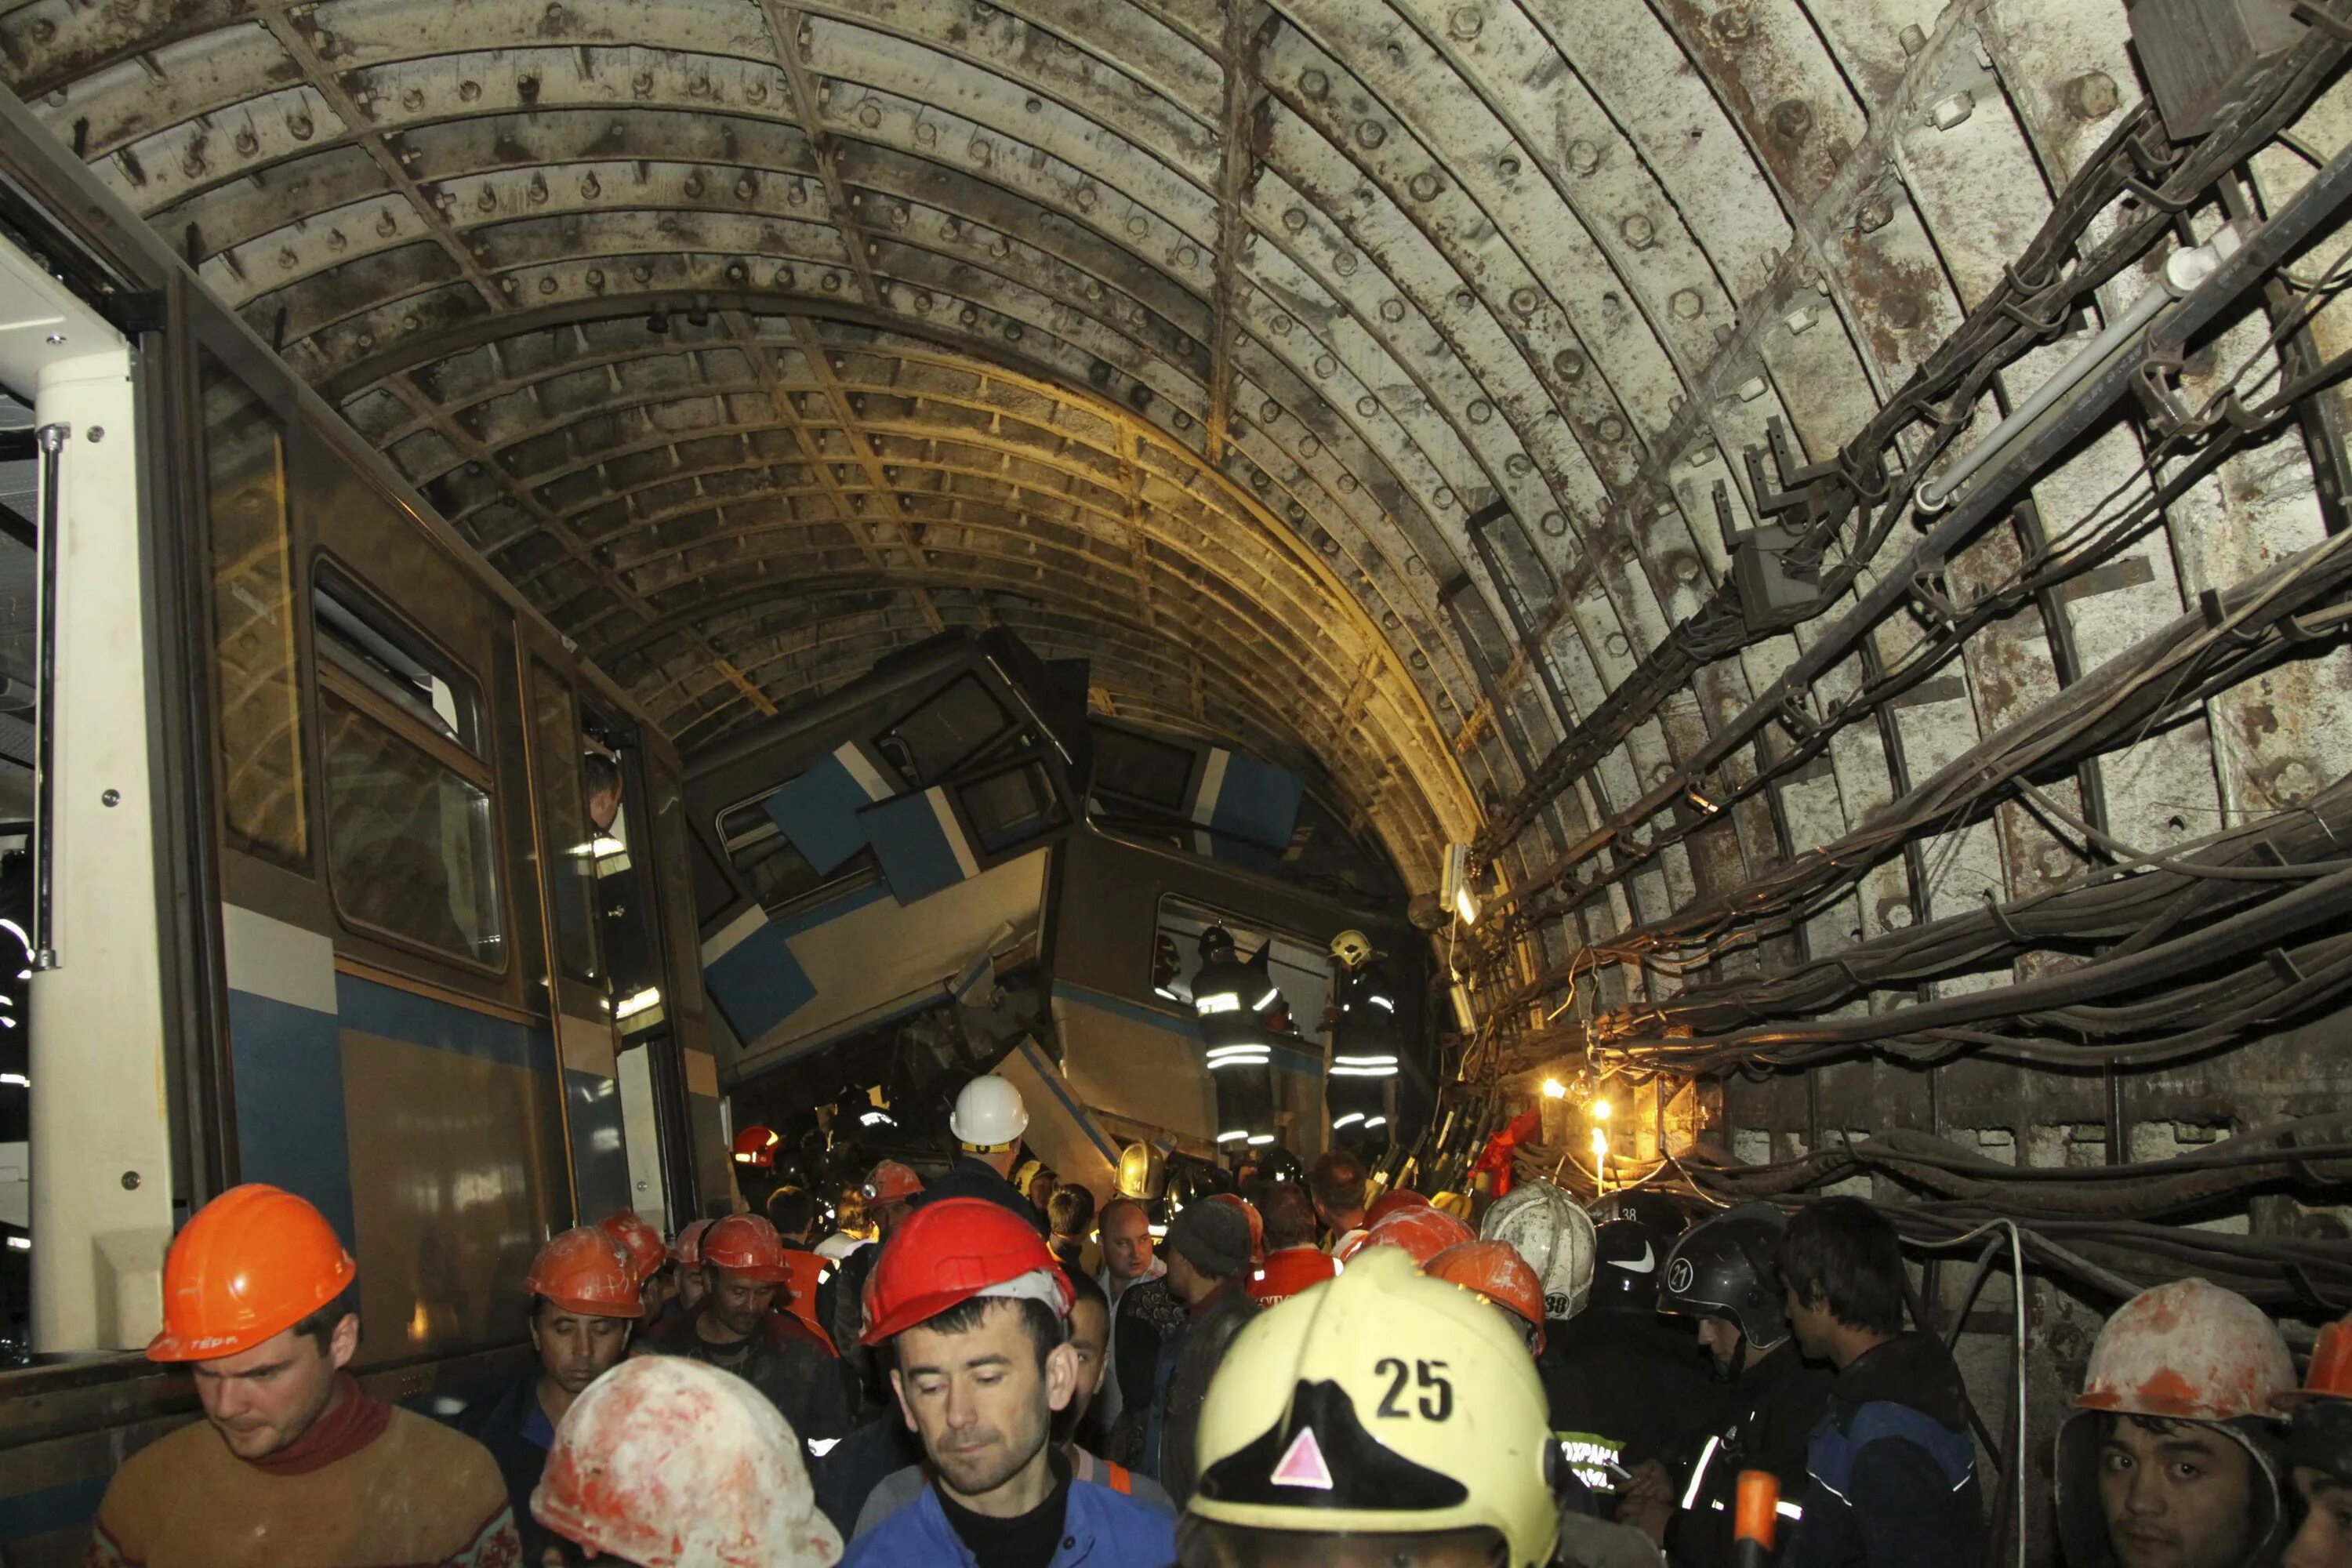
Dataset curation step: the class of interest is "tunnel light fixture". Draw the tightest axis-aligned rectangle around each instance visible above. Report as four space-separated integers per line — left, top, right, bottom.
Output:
1588 1099 1611 1122
613 986 662 1021
4 1235 27 1251
1218 1129 1250 1143
0 1071 24 1088
1333 1112 1366 1129
1541 1078 1567 1100
1442 841 1479 927
1364 1116 1387 1130
1247 1134 1276 1146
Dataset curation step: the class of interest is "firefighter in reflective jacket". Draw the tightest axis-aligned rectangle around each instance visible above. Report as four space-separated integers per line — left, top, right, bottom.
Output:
1323 929 1399 1146
1193 924 1282 1153
1640 1202 1833 1566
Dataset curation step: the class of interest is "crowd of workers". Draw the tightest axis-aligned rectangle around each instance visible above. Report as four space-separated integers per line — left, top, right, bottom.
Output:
83 1069 2352 1568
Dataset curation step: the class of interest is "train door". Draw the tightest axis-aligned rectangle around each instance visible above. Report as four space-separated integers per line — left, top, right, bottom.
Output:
517 647 632 1223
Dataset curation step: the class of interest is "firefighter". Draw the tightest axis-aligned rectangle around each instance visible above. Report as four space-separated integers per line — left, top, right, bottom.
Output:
2282 1313 2352 1568
765 1185 837 1352
1636 1201 1833 1564
1177 1243 1661 1568
1193 924 1283 1154
1306 1148 1370 1253
88 1185 519 1568
1776 1197 1984 1568
2056 1277 2295 1568
841 1196 1176 1567
533 1354 842 1568
735 1123 785 1209
452 1226 640 1563
1323 928 1400 1147
911 1074 1046 1232
641 1212 851 1456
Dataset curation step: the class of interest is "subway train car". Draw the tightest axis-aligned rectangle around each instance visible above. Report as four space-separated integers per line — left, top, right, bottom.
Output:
685 628 1418 1190
0 90 724 1560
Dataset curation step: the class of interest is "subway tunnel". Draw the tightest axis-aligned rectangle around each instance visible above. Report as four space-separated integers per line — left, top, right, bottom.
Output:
2 0 2352 1559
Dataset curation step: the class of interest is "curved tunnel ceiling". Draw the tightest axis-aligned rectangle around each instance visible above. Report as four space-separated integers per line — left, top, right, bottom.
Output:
3 0 2340 985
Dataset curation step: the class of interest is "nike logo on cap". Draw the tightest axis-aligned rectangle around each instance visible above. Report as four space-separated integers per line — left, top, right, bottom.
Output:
1613 1242 1656 1274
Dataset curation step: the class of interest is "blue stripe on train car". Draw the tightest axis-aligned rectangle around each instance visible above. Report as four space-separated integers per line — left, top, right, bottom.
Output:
766 741 892 875
0 1475 108 1544
1204 749 1305 852
227 986 358 1254
861 786 978 903
334 972 552 1069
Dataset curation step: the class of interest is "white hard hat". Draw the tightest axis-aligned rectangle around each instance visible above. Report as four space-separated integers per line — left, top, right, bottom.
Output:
950 1074 1029 1149
533 1356 842 1568
1480 1178 1596 1320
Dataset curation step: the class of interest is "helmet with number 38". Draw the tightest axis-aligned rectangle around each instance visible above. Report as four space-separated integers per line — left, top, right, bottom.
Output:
1178 1247 1563 1567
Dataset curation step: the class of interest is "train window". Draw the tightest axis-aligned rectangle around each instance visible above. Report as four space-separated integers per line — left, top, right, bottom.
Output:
957 760 1066 854
1090 726 1196 813
529 662 602 983
312 574 503 967
873 674 1012 787
200 352 307 865
717 798 880 914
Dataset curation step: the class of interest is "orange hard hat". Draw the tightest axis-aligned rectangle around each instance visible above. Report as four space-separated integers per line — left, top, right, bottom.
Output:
147 1184 357 1363
1340 1203 1477 1267
860 1197 1071 1345
1366 1188 1432 1227
598 1210 668 1287
702 1214 792 1285
732 1125 782 1171
862 1160 924 1205
671 1218 715 1269
533 1356 842 1568
1207 1192 1265 1266
1425 1240 1547 1352
528 1228 644 1319
2077 1278 2295 1422
2278 1313 2352 1409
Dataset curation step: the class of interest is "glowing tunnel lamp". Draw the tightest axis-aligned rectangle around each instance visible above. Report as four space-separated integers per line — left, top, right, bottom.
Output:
1588 1099 1611 1122
1541 1078 1568 1100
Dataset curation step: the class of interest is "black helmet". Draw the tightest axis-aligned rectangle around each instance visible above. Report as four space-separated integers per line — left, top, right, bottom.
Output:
2290 1399 2352 1490
1589 1218 1669 1311
1591 1189 1688 1240
1658 1201 1789 1352
1198 924 1238 963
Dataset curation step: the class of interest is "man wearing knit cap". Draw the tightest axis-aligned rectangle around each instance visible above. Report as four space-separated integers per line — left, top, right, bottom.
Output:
1135 1197 1258 1504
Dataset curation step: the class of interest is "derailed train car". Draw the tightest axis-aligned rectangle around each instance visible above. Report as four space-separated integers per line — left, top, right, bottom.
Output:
0 91 726 1560
682 626 1421 1191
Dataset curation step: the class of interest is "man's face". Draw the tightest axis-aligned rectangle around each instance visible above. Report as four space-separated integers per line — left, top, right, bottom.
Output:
1102 1206 1154 1283
2099 1415 2257 1568
586 786 620 834
704 1265 778 1338
891 1302 1079 1507
677 1266 709 1312
2288 1467 2352 1568
532 1304 632 1396
191 1316 356 1460
1695 1316 1747 1378
1782 1281 1836 1360
1066 1298 1109 1417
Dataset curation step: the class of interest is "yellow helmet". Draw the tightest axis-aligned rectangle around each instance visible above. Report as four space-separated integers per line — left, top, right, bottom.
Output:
1182 1247 1561 1566
1116 1140 1168 1200
1328 929 1374 967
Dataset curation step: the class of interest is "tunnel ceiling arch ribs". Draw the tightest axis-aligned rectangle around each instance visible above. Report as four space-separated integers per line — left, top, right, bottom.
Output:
10 0 2351 1029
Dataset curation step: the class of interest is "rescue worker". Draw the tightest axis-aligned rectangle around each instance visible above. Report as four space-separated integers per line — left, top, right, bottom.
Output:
735 1123 785 1210
1047 1183 1097 1277
1097 1193 1171 1441
1249 1178 1338 1306
533 1354 842 1568
1542 1215 1724 1507
1483 1177 1599 1322
1776 1196 1984 1568
2281 1313 2352 1568
1323 928 1400 1145
854 1268 1177 1535
912 1074 1047 1232
643 1212 851 1455
1635 1200 1833 1563
581 750 624 838
818 1158 924 1402
1426 1238 1550 1352
452 1226 639 1562
1194 924 1284 1154
1306 1148 1370 1252
1016 1158 1059 1221
1178 1244 1661 1568
2056 1277 2295 1568
1135 1198 1261 1503
598 1207 670 1316
766 1185 837 1352
842 1196 1177 1567
89 1184 520 1568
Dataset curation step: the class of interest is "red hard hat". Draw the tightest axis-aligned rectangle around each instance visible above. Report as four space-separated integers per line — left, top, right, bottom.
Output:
860 1197 1071 1345
2077 1278 2296 1422
732 1125 782 1171
598 1210 668 1287
147 1184 357 1362
1366 1189 1432 1226
1425 1240 1547 1353
702 1215 793 1285
1341 1203 1477 1267
671 1218 715 1268
862 1160 924 1205
1208 1192 1265 1266
2281 1314 2352 1409
529 1228 644 1319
